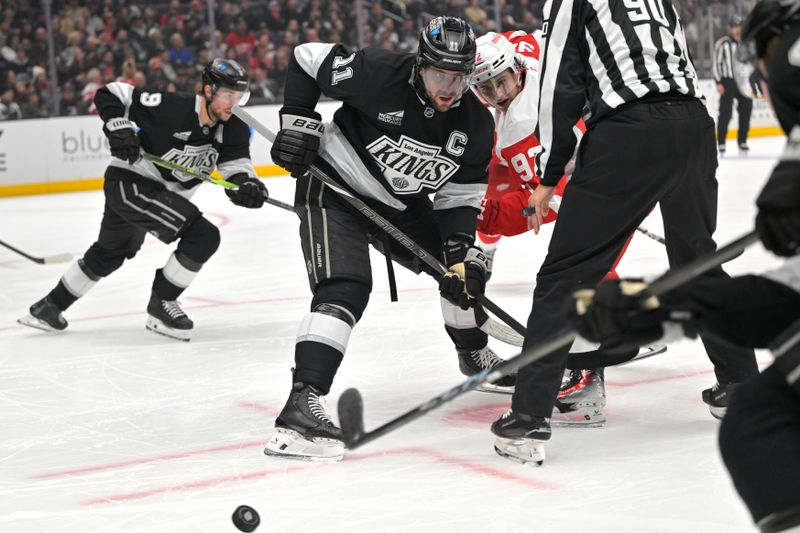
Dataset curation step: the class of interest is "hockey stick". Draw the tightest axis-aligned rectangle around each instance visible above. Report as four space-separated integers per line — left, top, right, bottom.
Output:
522 206 666 245
337 229 760 450
142 153 295 212
0 238 73 264
232 106 526 346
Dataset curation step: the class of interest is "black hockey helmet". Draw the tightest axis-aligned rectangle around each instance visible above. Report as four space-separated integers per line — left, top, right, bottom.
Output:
202 58 250 105
413 16 476 107
738 0 800 63
417 16 477 73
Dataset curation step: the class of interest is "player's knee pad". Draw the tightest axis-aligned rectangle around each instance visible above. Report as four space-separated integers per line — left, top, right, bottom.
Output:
83 242 131 277
440 297 478 329
176 216 220 265
312 279 371 322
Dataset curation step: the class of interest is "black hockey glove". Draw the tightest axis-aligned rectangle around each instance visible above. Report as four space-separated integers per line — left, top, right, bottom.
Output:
566 279 695 350
225 173 267 209
103 118 140 164
270 106 324 178
439 235 488 310
755 158 800 257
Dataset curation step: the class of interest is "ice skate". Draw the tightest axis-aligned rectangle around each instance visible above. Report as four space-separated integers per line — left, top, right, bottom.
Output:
457 345 515 394
17 296 68 332
265 381 344 462
702 382 739 420
491 410 550 465
552 369 606 427
145 292 193 341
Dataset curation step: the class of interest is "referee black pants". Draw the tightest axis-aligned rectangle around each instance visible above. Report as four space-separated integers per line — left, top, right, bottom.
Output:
512 97 758 417
717 78 753 146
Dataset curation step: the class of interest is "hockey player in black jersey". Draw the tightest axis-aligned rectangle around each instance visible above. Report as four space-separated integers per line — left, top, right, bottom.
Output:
265 16 496 461
18 59 267 342
568 1 800 528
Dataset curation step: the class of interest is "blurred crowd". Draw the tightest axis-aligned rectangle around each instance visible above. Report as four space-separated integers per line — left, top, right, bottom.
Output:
0 0 749 120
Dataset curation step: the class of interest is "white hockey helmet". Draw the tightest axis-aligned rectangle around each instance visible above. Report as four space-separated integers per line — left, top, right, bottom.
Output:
472 32 519 85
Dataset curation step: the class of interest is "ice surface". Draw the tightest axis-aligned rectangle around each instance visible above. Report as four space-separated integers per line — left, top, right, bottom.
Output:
0 137 786 532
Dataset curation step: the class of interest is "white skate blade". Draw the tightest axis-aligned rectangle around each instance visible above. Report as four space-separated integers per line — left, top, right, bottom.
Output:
17 314 63 333
494 436 545 466
264 428 344 462
708 405 726 420
618 344 667 366
145 316 191 342
476 382 514 394
551 407 606 428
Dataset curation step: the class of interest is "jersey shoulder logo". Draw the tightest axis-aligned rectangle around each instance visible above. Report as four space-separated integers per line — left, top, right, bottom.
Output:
172 131 192 141
160 144 218 182
367 135 460 194
377 110 404 126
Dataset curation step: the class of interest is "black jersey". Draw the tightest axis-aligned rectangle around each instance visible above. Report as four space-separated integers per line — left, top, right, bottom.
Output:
768 24 800 136
284 43 493 236
95 82 255 197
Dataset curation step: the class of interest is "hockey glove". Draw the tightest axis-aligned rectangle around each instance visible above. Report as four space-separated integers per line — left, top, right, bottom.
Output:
755 157 800 257
225 173 267 209
439 235 489 310
103 118 141 164
566 279 694 349
270 106 324 178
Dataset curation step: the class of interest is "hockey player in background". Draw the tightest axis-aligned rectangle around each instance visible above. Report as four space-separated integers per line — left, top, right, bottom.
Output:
265 16 497 461
18 59 266 342
568 0 800 528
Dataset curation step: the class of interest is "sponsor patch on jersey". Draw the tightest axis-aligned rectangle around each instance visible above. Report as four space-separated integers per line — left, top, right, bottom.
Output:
160 144 218 182
367 135 459 194
377 110 404 126
172 131 192 141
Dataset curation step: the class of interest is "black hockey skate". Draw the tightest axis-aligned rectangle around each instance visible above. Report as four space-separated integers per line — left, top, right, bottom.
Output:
457 345 515 394
265 381 345 462
552 368 606 427
702 382 739 420
17 296 68 332
491 410 550 465
145 292 193 341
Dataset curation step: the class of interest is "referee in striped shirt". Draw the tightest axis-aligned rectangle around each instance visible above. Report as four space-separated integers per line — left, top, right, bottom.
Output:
490 0 758 463
714 16 753 154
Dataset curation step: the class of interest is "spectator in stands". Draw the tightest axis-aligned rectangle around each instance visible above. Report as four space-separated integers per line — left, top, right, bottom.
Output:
168 32 194 66
266 1 283 33
465 0 489 32
117 59 137 85
225 17 256 59
58 82 82 116
81 67 103 114
0 85 22 120
21 91 47 119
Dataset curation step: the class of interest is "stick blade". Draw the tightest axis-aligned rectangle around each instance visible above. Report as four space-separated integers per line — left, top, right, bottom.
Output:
43 253 73 264
338 388 365 449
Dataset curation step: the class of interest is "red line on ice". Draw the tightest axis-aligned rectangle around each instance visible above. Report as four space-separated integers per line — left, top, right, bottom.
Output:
31 439 267 480
80 447 556 505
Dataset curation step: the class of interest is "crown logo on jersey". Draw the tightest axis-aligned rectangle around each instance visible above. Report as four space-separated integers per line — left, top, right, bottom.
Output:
159 144 218 183
367 135 459 195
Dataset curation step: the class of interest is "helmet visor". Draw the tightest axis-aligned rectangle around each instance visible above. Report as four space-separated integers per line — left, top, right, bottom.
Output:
420 66 472 98
214 86 250 107
474 70 519 106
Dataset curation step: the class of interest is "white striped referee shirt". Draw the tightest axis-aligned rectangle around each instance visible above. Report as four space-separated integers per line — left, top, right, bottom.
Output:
713 35 737 82
536 0 702 186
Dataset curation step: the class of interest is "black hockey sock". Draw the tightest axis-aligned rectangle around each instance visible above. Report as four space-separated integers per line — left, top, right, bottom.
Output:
294 341 344 395
47 282 78 311
151 269 185 301
445 324 488 351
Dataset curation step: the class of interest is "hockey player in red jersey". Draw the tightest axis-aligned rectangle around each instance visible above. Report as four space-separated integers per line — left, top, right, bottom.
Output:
471 31 642 427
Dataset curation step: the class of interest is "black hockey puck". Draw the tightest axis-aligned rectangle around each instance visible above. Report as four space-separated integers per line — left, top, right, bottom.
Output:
232 505 260 532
